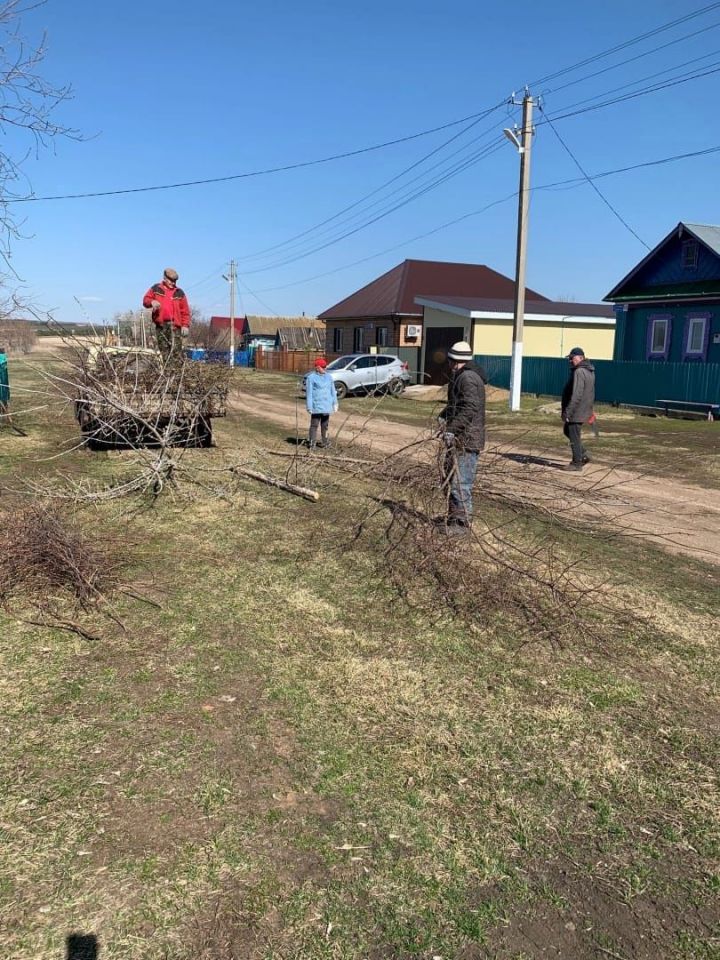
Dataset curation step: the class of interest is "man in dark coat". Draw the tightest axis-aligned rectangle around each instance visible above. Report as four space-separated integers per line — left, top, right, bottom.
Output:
560 346 595 471
438 341 488 532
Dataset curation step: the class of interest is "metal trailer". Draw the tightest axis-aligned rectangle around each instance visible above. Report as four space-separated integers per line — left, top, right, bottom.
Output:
75 346 228 451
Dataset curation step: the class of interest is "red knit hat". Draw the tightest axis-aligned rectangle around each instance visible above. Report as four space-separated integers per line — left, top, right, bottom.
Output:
314 357 328 368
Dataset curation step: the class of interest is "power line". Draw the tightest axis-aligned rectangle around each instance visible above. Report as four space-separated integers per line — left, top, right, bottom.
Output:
539 104 650 249
542 61 720 124
238 59 720 276
530 0 720 86
5 4 718 210
3 107 509 204
236 275 280 318
241 143 720 295
233 102 507 263
544 18 720 95
238 139 507 275
234 125 509 269
548 47 720 115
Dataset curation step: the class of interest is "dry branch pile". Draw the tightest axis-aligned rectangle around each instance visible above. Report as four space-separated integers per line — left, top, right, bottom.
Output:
0 504 126 639
290 436 630 646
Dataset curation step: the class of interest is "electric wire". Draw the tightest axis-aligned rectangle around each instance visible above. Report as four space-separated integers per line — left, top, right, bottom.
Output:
238 138 507 275
237 143 720 295
236 59 720 276
233 123 510 267
3 106 511 204
539 104 650 249
529 0 720 87
543 18 720 95
233 101 507 263
8 4 720 207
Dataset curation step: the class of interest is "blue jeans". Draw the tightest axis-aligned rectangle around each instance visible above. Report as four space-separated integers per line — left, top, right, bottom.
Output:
445 450 479 524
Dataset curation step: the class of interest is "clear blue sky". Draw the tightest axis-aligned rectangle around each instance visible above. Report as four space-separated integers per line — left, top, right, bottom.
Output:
7 0 720 323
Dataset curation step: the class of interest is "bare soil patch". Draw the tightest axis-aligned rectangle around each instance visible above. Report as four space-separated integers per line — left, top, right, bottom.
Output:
232 389 720 566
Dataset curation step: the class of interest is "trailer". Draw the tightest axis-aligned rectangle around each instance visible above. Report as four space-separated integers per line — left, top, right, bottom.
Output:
75 346 229 451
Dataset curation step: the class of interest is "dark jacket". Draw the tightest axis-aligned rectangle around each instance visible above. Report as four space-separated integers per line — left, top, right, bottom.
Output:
440 361 488 452
561 359 595 422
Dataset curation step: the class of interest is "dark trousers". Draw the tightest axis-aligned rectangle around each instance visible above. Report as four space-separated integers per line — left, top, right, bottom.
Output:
309 414 330 445
155 323 179 358
563 421 587 464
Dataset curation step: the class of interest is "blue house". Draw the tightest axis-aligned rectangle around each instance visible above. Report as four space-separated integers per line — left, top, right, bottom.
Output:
605 222 720 365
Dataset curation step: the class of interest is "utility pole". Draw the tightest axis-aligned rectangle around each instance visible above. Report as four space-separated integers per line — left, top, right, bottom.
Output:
224 260 237 368
506 91 536 412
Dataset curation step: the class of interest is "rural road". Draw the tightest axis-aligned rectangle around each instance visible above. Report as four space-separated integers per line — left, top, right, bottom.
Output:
233 390 720 567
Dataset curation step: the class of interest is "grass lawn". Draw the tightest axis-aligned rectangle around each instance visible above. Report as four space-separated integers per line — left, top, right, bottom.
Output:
1 359 719 959
237 369 720 486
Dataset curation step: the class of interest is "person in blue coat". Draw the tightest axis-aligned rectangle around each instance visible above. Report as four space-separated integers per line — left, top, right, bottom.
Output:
306 357 338 448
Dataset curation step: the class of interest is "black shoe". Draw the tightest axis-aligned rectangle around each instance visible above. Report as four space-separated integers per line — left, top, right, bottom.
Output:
561 461 583 472
582 454 591 464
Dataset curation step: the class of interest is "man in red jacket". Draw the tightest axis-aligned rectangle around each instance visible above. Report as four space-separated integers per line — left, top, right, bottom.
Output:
142 267 191 358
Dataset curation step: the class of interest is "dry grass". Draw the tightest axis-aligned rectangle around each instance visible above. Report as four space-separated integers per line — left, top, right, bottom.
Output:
0 362 719 959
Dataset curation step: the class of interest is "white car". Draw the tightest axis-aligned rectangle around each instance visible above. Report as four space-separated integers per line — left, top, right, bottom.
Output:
301 354 411 399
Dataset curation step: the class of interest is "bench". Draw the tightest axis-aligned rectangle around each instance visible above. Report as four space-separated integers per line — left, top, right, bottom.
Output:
657 399 720 421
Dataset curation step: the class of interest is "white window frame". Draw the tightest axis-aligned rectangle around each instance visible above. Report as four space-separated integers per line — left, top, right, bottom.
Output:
649 316 669 356
684 313 710 360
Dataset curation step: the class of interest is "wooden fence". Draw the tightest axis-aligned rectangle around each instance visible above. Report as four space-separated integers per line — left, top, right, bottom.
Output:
254 347 340 374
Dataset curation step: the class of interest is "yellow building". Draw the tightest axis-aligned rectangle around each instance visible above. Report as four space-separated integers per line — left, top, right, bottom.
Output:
416 296 615 384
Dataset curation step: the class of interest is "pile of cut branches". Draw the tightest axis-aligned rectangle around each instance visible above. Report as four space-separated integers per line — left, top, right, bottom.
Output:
300 436 629 646
0 504 127 639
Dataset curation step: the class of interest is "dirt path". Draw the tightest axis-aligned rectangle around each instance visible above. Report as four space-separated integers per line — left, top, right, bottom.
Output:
232 390 720 566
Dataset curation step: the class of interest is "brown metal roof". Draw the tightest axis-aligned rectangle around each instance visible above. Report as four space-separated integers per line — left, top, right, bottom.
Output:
417 295 614 318
318 260 549 320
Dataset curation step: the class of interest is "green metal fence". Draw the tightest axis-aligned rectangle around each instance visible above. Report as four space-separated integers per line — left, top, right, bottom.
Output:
0 353 9 409
474 355 720 407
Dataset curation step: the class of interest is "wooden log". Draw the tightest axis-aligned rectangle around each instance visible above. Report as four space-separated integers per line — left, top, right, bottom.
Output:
232 466 319 502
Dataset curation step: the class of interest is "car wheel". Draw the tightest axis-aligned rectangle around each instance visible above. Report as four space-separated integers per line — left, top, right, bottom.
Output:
335 381 348 399
388 378 405 397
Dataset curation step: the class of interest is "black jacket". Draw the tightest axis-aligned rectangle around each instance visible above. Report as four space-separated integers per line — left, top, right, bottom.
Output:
561 360 595 422
440 361 488 452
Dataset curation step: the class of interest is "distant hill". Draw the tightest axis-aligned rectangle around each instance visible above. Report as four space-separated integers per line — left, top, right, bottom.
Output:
25 320 102 338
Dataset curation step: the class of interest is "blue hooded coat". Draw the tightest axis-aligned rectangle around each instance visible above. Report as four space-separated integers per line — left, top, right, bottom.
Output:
306 371 338 415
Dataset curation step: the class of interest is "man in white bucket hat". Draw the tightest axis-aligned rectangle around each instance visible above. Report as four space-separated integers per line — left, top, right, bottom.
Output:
437 341 488 534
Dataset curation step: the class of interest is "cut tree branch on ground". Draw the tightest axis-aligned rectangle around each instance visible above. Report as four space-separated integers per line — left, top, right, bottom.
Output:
231 466 319 502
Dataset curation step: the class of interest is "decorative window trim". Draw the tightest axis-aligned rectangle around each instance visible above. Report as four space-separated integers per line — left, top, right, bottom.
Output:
683 312 711 361
646 314 672 361
333 327 343 353
353 327 364 352
681 240 699 270
376 326 388 347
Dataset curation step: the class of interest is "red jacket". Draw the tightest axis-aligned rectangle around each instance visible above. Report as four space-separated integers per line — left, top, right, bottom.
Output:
142 280 191 328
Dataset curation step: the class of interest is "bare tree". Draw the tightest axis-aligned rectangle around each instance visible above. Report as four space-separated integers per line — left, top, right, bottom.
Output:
0 317 35 352
0 0 80 266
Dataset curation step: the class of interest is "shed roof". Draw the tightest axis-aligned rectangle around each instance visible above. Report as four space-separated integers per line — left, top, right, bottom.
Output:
210 315 319 337
416 295 614 324
278 326 323 349
318 260 548 320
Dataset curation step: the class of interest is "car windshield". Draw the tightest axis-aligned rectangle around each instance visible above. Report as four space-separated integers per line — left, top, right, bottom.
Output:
326 356 358 371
